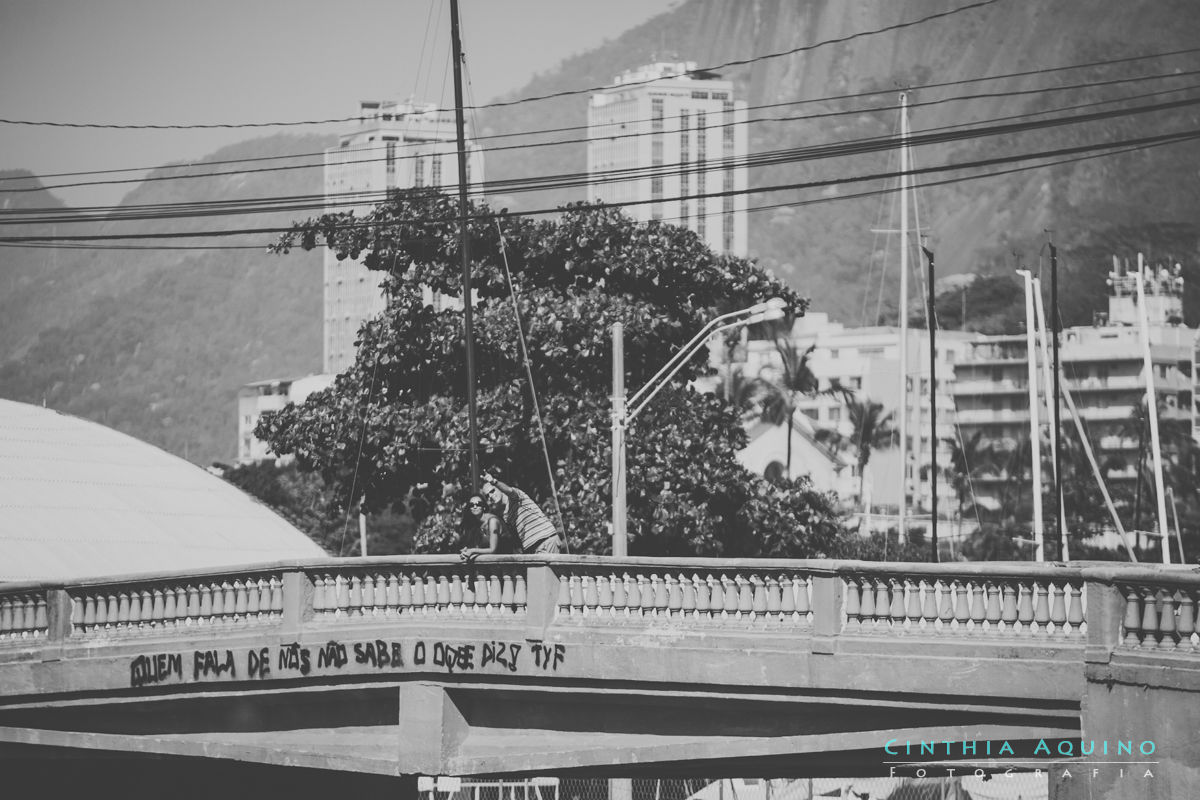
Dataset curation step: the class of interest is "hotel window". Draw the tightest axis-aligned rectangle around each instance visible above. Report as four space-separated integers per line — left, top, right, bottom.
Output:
431 154 442 188
723 101 735 151
680 112 690 221
385 141 397 183
414 154 425 188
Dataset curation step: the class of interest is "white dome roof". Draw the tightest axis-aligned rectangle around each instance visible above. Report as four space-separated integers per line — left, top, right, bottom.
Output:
0 400 325 583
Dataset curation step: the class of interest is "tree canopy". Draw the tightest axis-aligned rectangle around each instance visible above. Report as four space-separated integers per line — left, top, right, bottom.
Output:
261 190 846 557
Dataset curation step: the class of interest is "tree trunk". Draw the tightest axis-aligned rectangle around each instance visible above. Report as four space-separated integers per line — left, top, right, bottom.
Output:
785 414 794 481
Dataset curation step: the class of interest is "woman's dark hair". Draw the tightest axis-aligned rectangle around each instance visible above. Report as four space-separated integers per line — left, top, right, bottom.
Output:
461 495 486 534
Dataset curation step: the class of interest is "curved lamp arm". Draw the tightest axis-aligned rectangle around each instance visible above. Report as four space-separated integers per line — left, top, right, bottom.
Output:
626 298 787 410
626 306 785 423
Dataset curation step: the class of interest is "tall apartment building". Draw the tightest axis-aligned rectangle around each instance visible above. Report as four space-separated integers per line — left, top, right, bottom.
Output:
323 99 484 374
953 261 1198 524
587 62 748 257
736 314 977 523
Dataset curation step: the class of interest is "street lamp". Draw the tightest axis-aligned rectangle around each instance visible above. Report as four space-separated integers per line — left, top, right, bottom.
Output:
611 299 788 556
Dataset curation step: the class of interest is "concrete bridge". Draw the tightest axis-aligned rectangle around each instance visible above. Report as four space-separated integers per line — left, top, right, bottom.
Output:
1 556 1198 799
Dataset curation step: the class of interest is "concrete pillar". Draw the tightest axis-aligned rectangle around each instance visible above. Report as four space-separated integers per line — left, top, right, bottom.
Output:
524 563 560 639
281 569 314 635
609 778 633 800
397 681 468 775
1083 580 1124 666
46 588 73 642
810 573 844 654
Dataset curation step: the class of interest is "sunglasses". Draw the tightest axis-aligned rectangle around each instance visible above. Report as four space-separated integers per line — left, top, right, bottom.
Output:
468 501 484 508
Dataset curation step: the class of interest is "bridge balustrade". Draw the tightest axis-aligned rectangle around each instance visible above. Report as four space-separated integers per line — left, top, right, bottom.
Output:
306 562 528 619
0 590 48 640
1 558 1197 660
838 565 1087 639
1117 576 1200 651
66 572 286 636
550 563 815 626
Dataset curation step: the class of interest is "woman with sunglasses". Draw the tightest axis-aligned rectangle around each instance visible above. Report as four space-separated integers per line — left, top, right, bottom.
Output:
459 494 503 563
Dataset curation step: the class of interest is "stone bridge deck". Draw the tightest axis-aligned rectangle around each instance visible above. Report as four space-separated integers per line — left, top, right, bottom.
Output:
1 557 1197 795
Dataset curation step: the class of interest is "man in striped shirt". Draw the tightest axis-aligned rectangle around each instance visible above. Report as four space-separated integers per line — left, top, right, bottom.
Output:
482 473 562 554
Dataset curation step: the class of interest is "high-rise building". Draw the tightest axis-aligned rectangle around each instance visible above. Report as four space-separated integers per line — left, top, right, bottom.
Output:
953 260 1198 535
587 62 748 257
323 99 484 374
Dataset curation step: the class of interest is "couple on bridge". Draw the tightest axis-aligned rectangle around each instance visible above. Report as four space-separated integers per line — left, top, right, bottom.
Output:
460 473 562 561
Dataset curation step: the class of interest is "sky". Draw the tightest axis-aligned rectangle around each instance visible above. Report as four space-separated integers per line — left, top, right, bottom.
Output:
0 0 680 207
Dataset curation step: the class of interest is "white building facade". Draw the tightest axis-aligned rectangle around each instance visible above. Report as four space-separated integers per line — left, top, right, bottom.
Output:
587 62 748 257
735 313 977 525
323 100 484 374
237 374 335 465
953 261 1198 533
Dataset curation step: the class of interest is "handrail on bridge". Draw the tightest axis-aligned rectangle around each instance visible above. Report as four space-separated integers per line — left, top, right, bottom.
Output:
1 556 1197 656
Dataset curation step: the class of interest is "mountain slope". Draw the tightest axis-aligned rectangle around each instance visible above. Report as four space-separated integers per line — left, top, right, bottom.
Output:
478 0 1200 324
0 134 332 463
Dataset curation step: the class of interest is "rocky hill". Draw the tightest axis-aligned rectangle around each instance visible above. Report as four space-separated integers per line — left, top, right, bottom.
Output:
478 0 1200 324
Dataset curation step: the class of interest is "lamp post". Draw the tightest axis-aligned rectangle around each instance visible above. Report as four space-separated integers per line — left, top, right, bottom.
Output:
611 299 788 556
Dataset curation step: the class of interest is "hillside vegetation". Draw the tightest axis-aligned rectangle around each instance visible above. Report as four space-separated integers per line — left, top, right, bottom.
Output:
0 135 330 463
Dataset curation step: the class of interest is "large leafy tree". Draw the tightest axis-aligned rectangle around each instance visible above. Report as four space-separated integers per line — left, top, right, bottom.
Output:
260 190 845 557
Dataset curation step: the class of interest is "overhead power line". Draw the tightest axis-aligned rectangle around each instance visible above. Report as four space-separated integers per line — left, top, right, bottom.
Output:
5 83 1199 225
4 52 1198 194
4 126 1195 246
0 131 1182 254
1 43 1196 187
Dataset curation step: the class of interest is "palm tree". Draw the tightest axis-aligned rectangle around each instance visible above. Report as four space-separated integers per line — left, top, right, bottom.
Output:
995 435 1032 522
944 430 996 540
716 367 760 424
754 340 848 480
815 397 899 509
1118 397 1200 539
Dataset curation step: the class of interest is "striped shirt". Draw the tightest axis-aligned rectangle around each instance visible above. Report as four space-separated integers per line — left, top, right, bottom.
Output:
505 488 558 553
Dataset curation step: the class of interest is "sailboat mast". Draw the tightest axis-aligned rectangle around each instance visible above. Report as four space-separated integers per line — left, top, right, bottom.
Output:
1033 277 1066 559
897 92 909 543
923 245 938 562
1049 241 1067 551
1136 253 1171 563
1018 269 1045 561
450 0 480 492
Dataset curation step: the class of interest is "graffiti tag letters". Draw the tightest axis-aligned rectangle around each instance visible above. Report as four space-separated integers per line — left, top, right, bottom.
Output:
128 637 563 686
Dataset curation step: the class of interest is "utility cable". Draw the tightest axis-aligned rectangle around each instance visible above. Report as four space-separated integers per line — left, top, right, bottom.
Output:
8 68 1198 200
0 134 1184 257
7 88 1200 231
7 123 1196 244
494 219 569 550
4 54 1198 192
